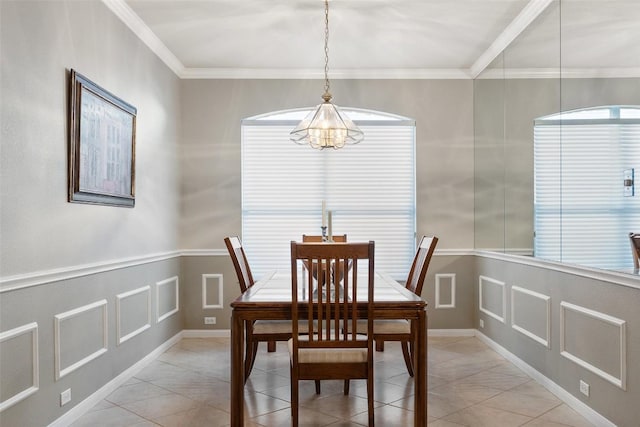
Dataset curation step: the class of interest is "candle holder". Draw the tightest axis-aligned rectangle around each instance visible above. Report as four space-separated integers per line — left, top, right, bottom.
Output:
321 226 328 242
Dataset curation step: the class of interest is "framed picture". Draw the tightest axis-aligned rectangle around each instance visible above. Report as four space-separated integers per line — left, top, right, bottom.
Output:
68 69 137 207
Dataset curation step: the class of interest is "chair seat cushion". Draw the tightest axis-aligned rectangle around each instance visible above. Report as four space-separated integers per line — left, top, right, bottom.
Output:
288 335 368 364
356 319 410 334
253 320 312 334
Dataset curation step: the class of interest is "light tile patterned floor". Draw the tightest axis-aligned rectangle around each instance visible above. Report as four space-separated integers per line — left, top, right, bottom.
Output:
72 336 594 426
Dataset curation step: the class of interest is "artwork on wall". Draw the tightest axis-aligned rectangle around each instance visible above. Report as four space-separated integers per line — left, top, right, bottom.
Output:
68 69 137 207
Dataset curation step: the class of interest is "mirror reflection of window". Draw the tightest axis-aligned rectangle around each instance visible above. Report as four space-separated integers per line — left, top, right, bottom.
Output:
534 105 640 270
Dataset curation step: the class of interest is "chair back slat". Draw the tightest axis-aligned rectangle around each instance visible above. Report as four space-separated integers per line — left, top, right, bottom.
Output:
405 236 439 296
224 236 255 293
630 233 640 270
291 241 374 353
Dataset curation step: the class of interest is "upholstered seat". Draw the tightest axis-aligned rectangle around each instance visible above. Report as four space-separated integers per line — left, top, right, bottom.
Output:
357 318 410 334
253 320 311 334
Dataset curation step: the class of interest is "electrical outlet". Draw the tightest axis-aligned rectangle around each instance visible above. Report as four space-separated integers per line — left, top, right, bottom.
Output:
60 388 71 406
579 380 590 397
479 319 484 328
204 317 216 325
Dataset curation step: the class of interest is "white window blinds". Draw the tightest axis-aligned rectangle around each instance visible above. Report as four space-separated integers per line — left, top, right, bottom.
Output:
241 109 416 280
534 106 640 270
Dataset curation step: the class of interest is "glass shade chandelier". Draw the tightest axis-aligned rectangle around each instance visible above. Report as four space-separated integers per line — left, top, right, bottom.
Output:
290 0 364 149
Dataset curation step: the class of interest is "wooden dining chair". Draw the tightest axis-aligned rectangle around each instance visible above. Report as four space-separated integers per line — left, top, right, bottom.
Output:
224 236 310 382
289 241 375 427
357 235 438 377
630 232 640 270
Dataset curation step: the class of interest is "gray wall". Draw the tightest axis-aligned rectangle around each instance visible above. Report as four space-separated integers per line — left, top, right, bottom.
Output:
0 0 181 278
179 78 475 251
475 255 640 426
0 1 181 425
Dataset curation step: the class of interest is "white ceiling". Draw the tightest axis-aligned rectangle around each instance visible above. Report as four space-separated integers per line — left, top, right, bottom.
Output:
106 0 640 79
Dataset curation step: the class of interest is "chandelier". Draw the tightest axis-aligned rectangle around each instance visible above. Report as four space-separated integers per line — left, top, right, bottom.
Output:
289 0 364 149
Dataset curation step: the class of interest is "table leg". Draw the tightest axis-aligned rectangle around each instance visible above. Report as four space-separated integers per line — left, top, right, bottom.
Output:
414 309 428 426
230 310 244 426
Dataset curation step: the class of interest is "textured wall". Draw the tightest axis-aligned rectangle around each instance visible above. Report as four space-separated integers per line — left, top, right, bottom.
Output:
179 78 475 252
0 0 181 278
0 1 182 425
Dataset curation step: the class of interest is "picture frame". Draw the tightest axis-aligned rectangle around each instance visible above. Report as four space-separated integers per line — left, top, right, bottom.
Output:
68 69 137 207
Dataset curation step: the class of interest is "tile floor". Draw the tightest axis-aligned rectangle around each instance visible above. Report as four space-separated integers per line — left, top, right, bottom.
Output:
72 336 594 426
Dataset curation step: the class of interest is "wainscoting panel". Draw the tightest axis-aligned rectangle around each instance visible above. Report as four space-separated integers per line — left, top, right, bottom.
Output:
0 323 39 412
202 274 223 309
511 286 550 348
435 273 456 309
54 300 108 380
116 286 151 345
560 301 626 390
479 275 506 323
156 276 179 323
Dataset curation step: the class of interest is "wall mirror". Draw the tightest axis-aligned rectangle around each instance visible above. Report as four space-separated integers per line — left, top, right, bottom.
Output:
474 0 640 274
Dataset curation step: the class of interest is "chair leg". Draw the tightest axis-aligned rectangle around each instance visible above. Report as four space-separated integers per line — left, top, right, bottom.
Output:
367 376 375 426
315 380 321 394
267 340 276 352
244 340 259 380
375 340 385 352
343 380 350 395
291 365 299 426
401 341 414 377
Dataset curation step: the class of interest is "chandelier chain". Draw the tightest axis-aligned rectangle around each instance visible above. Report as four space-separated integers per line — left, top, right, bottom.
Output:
324 0 330 97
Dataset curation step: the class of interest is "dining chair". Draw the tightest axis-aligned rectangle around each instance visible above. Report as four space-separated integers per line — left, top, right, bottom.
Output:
289 241 375 427
357 235 438 377
224 236 311 382
630 232 640 270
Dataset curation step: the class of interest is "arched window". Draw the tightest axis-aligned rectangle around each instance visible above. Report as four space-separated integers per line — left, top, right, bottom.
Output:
534 105 640 270
241 108 416 279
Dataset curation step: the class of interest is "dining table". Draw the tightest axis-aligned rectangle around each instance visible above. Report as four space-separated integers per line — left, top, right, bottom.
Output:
229 269 428 426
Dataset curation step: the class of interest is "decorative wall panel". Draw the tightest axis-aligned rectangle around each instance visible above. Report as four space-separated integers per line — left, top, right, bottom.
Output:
0 323 39 412
479 275 506 323
511 286 550 348
54 300 108 380
156 276 179 323
435 273 456 308
202 274 223 309
560 301 626 390
116 286 151 345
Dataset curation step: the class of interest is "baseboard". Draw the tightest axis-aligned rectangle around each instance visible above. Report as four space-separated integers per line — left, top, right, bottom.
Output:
48 331 183 427
182 329 230 338
428 328 476 337
475 331 615 427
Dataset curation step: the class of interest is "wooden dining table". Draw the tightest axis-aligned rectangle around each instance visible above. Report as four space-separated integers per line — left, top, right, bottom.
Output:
229 270 428 426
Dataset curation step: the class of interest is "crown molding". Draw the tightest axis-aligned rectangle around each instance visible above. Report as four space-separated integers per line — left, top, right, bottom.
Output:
101 0 184 75
475 67 640 79
470 0 554 79
180 67 471 80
